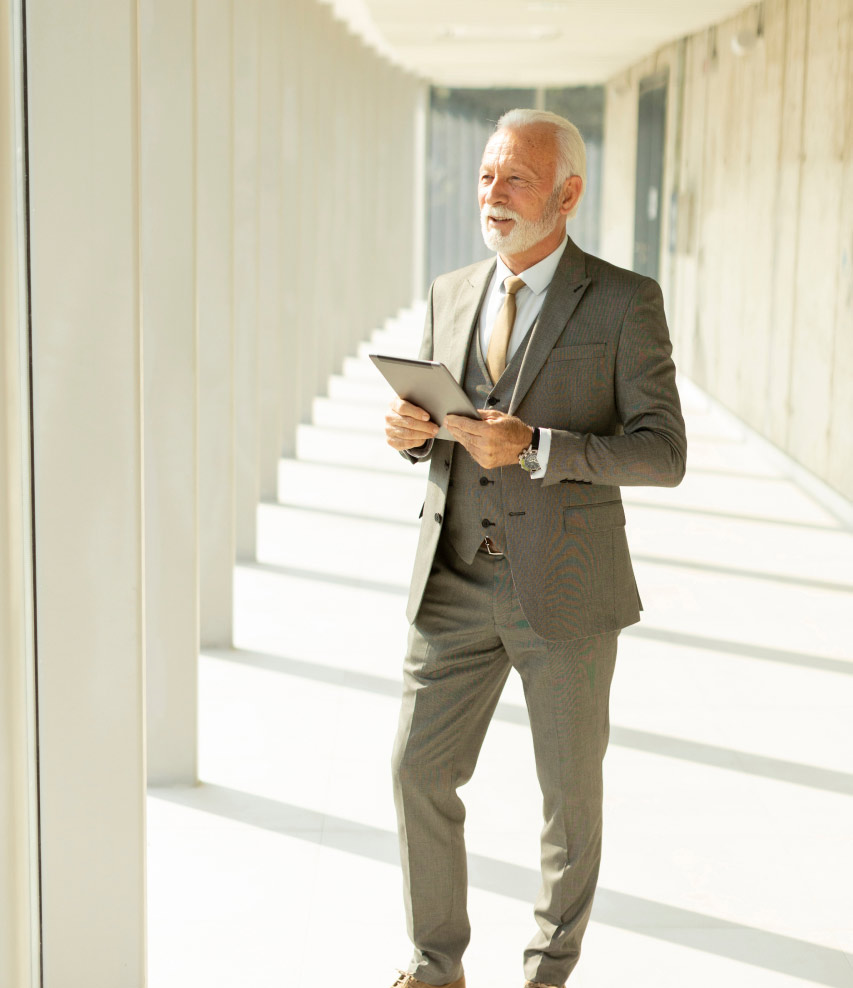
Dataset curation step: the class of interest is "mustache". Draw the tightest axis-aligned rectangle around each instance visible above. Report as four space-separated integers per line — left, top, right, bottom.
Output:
481 205 521 221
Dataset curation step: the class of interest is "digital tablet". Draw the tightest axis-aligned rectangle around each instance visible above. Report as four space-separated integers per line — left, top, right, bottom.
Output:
370 354 480 441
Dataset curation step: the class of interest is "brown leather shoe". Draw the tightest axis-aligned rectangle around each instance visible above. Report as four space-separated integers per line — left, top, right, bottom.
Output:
391 972 465 988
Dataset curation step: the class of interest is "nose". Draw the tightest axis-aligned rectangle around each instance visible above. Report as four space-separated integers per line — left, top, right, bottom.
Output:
483 177 507 205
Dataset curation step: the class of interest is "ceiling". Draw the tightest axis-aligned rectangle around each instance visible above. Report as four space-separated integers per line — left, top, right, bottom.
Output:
321 0 757 86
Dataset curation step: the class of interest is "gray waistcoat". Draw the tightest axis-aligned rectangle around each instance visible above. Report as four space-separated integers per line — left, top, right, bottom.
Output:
443 325 531 564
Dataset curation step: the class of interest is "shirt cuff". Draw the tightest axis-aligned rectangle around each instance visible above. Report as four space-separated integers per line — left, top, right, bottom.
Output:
529 428 551 479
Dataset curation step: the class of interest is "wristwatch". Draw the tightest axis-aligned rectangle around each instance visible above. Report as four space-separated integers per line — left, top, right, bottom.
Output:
518 427 541 473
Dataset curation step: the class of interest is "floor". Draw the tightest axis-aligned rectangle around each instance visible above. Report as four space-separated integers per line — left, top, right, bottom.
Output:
148 302 853 988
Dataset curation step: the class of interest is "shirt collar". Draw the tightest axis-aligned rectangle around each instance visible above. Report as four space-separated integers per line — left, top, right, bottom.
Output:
494 233 569 297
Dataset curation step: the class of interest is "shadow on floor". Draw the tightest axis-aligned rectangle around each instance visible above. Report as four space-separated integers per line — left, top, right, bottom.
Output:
150 782 853 988
204 648 853 796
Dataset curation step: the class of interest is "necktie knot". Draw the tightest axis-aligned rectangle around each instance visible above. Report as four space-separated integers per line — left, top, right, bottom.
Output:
504 276 526 297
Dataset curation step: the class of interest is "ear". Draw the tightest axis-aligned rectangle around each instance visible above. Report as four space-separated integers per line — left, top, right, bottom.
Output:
558 175 583 216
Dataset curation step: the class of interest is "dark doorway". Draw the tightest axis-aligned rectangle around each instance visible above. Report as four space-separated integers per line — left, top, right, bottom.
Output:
633 72 668 279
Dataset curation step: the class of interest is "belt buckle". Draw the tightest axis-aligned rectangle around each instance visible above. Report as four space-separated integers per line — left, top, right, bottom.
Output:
482 537 503 556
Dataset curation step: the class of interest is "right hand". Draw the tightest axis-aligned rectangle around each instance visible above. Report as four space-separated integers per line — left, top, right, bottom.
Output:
385 397 439 451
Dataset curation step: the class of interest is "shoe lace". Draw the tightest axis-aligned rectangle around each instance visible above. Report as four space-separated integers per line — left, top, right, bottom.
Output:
391 973 413 988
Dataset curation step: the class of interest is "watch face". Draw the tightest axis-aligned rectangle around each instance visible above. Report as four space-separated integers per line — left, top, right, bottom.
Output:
520 448 540 472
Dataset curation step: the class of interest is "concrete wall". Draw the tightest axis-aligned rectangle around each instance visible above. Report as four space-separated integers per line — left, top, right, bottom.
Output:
600 0 853 501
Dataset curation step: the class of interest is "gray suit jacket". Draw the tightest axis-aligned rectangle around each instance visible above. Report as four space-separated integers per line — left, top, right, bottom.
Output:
406 237 687 642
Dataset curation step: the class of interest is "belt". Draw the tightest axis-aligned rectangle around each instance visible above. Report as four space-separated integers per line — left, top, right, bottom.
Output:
479 537 503 556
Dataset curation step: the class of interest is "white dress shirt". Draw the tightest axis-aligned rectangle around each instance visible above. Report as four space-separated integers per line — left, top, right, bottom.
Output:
477 234 568 478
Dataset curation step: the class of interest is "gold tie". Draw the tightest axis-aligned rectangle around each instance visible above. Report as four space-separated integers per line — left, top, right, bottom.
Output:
486 276 526 383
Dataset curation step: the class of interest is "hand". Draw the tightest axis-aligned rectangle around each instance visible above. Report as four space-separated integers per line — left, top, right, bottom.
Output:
444 410 533 469
385 397 440 451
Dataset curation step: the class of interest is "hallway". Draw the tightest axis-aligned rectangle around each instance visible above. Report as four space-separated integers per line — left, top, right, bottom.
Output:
147 304 853 988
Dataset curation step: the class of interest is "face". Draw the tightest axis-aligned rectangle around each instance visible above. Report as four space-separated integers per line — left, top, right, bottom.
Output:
478 124 571 262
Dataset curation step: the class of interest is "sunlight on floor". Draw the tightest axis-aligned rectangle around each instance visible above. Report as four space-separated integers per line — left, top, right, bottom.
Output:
148 303 853 988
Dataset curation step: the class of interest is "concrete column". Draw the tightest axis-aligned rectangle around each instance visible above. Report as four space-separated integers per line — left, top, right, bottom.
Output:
257 0 284 501
140 0 198 785
274 0 425 457
0 4 40 985
197 0 235 647
279 0 302 457
310 3 336 397
233 0 261 560
295 0 320 423
600 71 638 270
355 50 374 328
329 18 350 371
25 0 146 983
411 81 428 302
343 37 366 353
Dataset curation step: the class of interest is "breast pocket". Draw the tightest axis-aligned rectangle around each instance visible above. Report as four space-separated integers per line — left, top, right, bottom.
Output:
548 343 607 362
536 344 611 426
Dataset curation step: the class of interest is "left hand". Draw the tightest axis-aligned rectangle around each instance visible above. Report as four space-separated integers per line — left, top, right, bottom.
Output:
444 410 533 469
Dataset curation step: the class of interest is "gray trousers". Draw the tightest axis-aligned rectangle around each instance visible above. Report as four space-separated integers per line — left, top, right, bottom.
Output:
392 535 618 987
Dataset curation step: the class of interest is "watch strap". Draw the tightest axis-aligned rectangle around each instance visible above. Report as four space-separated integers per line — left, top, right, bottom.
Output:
518 427 541 473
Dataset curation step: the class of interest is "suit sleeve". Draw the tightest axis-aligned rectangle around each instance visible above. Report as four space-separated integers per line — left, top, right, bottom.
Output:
543 277 687 488
400 282 437 464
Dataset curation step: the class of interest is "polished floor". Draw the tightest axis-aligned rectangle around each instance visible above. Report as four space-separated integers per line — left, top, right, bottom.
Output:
147 302 853 988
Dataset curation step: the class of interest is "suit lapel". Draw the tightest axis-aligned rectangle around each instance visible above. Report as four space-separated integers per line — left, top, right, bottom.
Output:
509 238 590 415
434 258 495 382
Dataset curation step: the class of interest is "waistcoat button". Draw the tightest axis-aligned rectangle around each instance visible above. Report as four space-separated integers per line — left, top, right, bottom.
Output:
481 518 494 528
434 513 442 523
487 396 499 406
479 477 490 486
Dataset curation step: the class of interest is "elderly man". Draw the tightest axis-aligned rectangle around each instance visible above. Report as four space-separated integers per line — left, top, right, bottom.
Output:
384 108 686 988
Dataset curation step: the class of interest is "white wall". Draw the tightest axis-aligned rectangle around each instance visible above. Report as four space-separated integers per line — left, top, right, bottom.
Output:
1 0 427 981
25 0 147 984
600 0 853 501
0 3 39 984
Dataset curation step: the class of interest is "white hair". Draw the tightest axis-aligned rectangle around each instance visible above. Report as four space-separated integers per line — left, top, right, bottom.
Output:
494 108 586 217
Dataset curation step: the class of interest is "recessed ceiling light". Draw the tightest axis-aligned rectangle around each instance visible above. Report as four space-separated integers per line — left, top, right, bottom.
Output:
437 25 560 42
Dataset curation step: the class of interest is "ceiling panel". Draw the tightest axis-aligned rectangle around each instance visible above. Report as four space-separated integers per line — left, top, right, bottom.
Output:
322 0 758 84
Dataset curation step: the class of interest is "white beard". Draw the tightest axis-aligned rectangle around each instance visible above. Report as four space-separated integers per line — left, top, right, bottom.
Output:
480 186 564 255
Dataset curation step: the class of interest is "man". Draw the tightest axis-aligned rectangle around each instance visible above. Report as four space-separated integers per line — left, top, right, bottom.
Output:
384 109 686 988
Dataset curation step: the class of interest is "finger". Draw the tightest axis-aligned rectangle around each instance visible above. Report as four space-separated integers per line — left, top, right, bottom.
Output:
387 410 439 435
445 414 488 437
386 426 434 450
392 398 431 421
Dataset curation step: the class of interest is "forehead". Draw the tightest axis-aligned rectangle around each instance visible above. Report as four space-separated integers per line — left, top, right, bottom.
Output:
480 124 558 174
